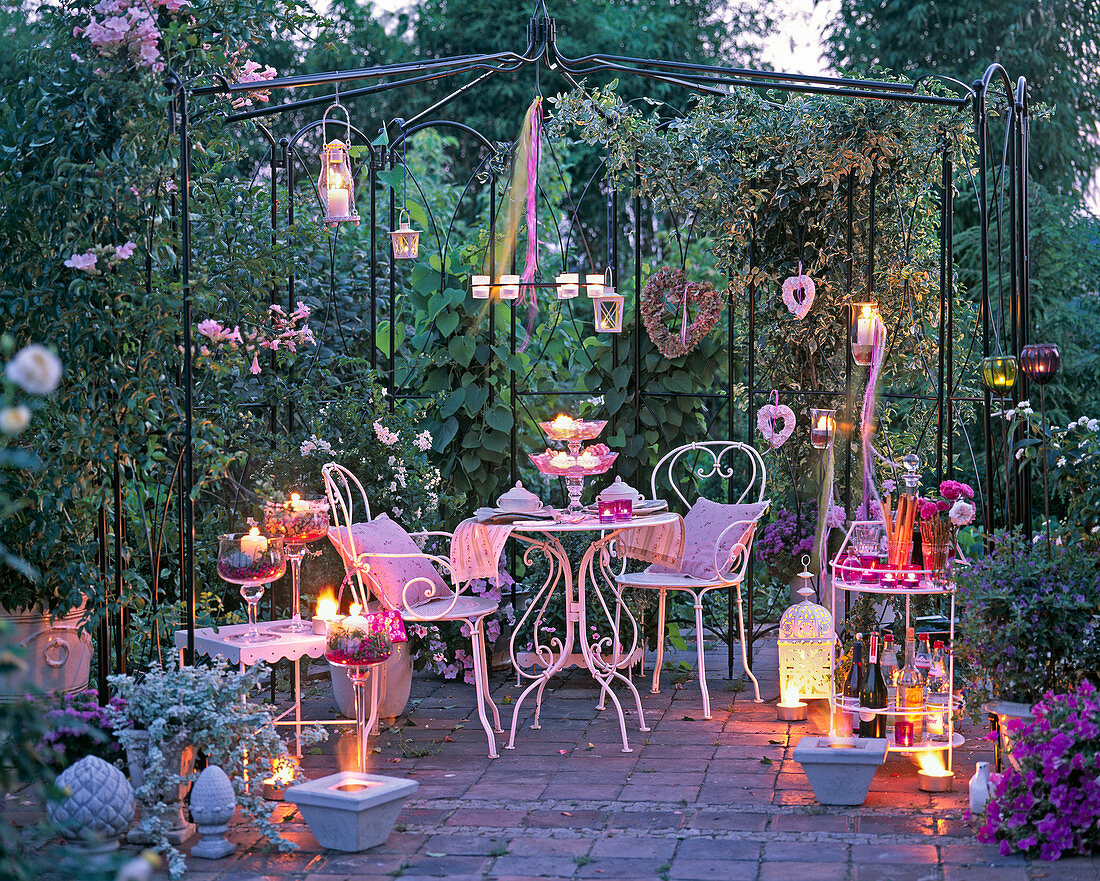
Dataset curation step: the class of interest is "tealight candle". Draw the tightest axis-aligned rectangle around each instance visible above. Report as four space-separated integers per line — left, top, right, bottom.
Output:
312 594 340 635
240 526 268 560
598 500 616 523
614 499 633 521
327 185 349 219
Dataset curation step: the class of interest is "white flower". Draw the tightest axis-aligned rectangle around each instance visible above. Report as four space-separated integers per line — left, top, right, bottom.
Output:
1018 399 1030 410
414 430 433 451
1088 419 1099 432
299 434 334 458
373 421 398 446
5 345 62 395
0 405 31 435
1015 448 1025 460
948 499 976 527
1057 457 1067 467
1091 526 1100 534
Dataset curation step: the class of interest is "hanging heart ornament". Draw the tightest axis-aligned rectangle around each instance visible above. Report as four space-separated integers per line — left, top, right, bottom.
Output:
757 401 796 448
641 267 724 358
782 263 816 319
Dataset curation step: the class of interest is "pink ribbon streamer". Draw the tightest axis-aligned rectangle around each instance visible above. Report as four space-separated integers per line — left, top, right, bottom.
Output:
518 99 543 304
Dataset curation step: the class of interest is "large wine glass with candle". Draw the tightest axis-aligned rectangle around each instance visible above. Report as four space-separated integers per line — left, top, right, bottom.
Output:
217 529 286 643
325 605 394 773
263 493 330 633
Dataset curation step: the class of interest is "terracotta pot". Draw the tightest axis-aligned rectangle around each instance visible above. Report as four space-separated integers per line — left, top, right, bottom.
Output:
124 730 197 845
330 641 412 722
0 601 93 700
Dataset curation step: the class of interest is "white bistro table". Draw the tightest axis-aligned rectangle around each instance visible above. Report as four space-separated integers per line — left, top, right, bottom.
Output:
173 621 372 755
506 511 680 753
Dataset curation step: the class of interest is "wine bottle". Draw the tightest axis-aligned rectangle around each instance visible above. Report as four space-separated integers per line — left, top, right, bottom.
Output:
915 632 933 685
895 627 924 746
880 632 900 705
841 634 864 736
859 632 888 738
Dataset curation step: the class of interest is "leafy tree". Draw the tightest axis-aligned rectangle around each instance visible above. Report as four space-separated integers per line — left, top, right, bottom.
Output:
820 0 1100 193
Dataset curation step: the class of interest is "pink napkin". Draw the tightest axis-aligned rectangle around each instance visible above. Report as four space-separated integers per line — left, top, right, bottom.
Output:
449 517 513 584
615 515 685 567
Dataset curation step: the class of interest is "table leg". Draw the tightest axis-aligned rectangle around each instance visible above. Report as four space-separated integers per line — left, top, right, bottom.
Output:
294 658 302 757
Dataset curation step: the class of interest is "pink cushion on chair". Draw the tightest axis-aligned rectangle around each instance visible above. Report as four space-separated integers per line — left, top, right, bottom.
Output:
651 498 767 581
328 514 452 609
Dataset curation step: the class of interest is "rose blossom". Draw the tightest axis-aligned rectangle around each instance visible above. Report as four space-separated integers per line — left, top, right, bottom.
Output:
948 499 976 527
0 405 31 435
6 345 62 395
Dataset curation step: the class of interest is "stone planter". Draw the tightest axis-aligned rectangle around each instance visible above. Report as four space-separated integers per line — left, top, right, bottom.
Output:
124 730 197 844
792 735 888 805
286 772 418 852
983 700 1036 772
330 641 412 723
0 601 92 700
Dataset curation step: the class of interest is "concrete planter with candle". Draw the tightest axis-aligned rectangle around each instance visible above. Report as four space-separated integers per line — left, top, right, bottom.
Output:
285 772 418 852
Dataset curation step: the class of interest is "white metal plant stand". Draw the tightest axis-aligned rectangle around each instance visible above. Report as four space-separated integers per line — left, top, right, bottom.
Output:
506 512 680 753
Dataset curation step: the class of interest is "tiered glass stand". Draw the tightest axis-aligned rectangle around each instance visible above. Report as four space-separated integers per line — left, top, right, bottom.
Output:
532 417 617 514
828 520 964 780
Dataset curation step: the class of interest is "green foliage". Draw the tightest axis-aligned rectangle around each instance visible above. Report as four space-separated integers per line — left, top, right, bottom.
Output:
822 0 1100 193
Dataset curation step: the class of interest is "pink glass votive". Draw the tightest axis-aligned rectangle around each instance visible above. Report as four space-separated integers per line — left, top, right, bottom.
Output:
860 555 880 584
598 500 616 523
881 570 898 588
903 563 921 586
614 499 633 521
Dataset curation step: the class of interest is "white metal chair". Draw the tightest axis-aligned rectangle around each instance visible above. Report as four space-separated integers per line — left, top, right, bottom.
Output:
616 441 768 718
322 462 503 758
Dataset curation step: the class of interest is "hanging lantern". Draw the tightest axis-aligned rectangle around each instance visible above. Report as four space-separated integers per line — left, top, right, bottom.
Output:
809 408 836 449
499 274 520 300
850 302 883 366
585 273 605 298
318 140 359 225
1019 343 1060 385
471 275 491 299
593 290 625 333
777 557 835 721
390 209 419 260
556 272 580 299
981 355 1018 395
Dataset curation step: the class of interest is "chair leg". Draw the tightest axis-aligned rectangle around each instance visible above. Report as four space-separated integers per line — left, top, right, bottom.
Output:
692 595 712 720
468 628 499 758
734 581 763 703
477 619 503 733
651 589 667 695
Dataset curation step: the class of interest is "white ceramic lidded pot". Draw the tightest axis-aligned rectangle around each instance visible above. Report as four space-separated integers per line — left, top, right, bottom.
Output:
597 476 645 505
496 481 543 513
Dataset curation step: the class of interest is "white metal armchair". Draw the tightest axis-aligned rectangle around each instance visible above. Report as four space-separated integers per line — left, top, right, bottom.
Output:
615 441 769 718
322 462 503 758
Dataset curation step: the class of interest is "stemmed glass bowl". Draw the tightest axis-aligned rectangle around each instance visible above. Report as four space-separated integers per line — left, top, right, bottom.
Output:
217 531 286 643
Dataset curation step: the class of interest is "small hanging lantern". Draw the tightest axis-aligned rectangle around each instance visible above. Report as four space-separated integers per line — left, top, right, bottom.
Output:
317 99 359 226
777 556 835 721
556 272 580 299
850 302 883 366
499 274 521 300
809 408 836 449
471 275 491 299
981 355 1018 395
1019 343 1060 385
390 209 419 260
591 267 623 333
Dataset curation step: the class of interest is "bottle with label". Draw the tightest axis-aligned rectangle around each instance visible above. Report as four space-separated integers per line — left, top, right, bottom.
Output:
914 632 933 685
895 627 924 746
840 634 864 736
880 632 900 705
925 640 949 740
859 632 888 738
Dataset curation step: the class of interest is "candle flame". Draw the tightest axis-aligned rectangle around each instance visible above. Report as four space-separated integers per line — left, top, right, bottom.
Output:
316 590 338 620
291 492 301 503
265 756 299 787
349 602 362 617
917 751 947 774
860 304 874 320
816 415 829 430
248 526 260 537
552 414 575 429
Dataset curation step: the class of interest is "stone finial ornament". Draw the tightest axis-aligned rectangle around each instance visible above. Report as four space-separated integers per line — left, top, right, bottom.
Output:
188 764 237 859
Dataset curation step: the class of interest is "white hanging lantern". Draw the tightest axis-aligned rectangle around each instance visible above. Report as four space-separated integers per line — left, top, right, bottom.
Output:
390 209 419 260
777 556 835 720
318 139 359 225
499 274 520 300
593 289 625 333
471 275 491 299
556 272 579 299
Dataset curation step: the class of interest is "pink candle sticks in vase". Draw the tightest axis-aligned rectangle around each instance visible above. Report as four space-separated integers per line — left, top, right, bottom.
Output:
531 414 617 514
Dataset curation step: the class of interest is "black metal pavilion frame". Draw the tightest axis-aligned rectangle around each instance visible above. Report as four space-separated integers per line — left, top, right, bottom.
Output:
101 8 1031 687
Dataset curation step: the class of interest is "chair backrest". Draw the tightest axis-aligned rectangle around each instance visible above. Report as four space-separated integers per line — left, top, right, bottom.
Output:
650 441 767 510
322 462 373 608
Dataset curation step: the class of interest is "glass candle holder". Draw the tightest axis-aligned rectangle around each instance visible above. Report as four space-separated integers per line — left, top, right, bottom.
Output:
217 530 286 643
263 494 330 634
809 408 836 449
597 499 616 523
614 499 633 521
850 302 883 366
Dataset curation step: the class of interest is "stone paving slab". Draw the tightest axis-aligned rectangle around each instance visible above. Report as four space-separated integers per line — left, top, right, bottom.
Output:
10 639 1100 880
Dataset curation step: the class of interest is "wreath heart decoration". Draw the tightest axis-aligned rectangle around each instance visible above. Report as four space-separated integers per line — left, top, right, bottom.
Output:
641 266 724 359
781 262 816 320
757 394 796 449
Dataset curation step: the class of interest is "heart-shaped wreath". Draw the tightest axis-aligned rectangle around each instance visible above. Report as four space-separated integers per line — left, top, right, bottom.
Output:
781 263 816 320
757 401 796 449
641 267 724 358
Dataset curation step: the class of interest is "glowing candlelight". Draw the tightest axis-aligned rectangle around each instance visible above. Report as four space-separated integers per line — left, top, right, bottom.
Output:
240 526 268 560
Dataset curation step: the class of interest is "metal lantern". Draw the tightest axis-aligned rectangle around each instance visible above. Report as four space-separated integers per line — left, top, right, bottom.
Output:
850 301 883 366
318 139 359 225
471 275 491 299
499 274 520 300
981 355 1018 394
390 210 419 259
809 408 836 449
777 558 835 713
556 272 580 299
1019 343 1060 385
593 290 625 333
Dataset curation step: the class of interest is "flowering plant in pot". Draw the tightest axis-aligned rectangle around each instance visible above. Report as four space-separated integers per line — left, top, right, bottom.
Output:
106 659 323 878
978 683 1100 860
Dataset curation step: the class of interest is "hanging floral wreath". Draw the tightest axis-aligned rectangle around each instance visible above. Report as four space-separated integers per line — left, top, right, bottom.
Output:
640 267 725 358
781 263 816 319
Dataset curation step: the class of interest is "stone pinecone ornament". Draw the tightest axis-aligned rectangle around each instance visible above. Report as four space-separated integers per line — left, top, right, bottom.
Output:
47 755 135 850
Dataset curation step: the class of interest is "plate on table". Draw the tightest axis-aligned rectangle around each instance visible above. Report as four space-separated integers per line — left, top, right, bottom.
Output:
583 499 669 516
476 505 557 523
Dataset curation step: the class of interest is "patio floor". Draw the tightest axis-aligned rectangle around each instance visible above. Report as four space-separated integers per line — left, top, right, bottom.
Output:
169 637 1100 881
